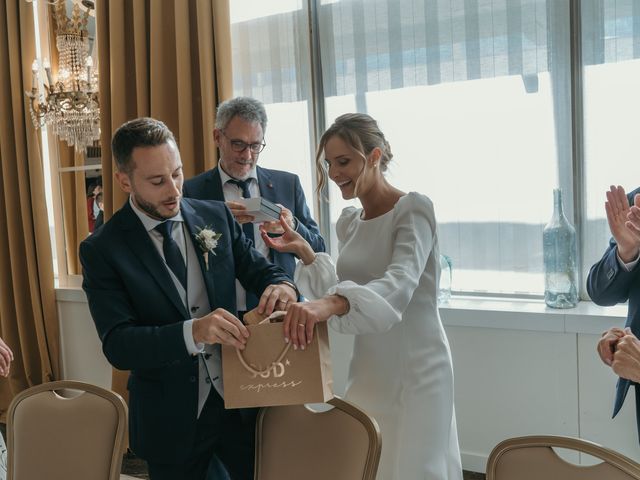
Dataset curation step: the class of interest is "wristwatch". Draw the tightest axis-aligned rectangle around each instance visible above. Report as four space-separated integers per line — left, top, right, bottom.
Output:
279 280 301 300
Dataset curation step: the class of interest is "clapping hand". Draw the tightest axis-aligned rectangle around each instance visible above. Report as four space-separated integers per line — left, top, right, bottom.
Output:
597 327 626 366
605 185 640 262
0 337 14 377
612 328 640 383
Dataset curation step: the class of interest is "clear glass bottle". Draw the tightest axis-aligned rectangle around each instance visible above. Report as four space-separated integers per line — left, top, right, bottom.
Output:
543 188 578 308
438 254 452 305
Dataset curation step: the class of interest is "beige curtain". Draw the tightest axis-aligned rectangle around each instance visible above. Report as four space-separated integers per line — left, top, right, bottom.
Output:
0 0 60 419
96 0 232 402
97 0 232 219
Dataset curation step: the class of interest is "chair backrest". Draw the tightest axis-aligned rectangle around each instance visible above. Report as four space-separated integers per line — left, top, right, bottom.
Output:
486 435 640 480
254 396 381 480
6 380 128 480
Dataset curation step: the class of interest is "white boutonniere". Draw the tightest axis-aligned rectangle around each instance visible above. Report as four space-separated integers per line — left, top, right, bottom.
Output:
194 226 221 271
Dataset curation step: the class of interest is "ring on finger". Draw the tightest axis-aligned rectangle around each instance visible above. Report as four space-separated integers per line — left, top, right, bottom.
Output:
298 323 305 328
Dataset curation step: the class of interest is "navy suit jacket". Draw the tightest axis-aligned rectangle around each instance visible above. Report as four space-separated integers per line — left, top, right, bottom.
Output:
587 186 640 438
79 198 290 464
183 166 325 278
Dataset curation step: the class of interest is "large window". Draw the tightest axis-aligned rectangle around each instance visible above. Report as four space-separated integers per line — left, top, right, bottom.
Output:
234 0 640 298
581 0 640 287
230 1 317 220
319 0 572 295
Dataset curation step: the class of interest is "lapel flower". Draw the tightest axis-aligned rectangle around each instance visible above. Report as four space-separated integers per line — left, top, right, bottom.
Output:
194 225 221 271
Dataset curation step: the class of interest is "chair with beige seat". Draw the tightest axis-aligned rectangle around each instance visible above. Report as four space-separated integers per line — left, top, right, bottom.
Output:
254 396 381 480
486 435 640 480
6 380 127 480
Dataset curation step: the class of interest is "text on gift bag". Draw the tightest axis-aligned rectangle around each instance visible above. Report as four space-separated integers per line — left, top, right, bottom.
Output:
222 312 333 408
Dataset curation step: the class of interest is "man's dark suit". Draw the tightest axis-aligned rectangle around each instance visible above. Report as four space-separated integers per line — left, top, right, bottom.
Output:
79 198 290 468
183 166 325 278
587 186 640 439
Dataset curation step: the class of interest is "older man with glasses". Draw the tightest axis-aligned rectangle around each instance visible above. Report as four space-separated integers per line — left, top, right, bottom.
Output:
183 96 325 317
184 96 326 479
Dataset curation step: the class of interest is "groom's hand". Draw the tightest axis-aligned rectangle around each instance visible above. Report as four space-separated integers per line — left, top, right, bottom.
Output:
193 308 249 350
257 282 298 316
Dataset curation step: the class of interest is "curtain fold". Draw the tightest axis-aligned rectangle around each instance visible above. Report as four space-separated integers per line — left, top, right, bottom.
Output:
98 0 232 219
0 0 60 419
96 0 232 403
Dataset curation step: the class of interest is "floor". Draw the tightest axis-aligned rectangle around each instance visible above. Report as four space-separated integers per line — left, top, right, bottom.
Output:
120 454 486 479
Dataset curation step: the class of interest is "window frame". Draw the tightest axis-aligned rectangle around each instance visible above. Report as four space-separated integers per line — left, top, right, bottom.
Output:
233 0 598 300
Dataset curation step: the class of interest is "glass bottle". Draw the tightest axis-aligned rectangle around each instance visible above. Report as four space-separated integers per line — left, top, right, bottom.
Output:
543 188 578 308
438 254 452 305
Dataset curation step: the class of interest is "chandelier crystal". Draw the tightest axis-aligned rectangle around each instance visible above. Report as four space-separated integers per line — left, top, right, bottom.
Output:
26 0 99 152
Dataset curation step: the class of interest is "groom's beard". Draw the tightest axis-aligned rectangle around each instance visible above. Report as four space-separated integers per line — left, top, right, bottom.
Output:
132 192 181 220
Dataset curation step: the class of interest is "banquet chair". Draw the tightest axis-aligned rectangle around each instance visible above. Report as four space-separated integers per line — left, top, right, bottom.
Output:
486 435 640 480
254 396 381 480
6 380 128 480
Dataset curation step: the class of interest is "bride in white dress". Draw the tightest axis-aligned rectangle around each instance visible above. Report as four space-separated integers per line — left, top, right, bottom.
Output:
261 113 462 480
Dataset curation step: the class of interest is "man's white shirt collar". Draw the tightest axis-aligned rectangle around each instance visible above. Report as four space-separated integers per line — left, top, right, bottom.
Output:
218 166 258 185
129 196 184 232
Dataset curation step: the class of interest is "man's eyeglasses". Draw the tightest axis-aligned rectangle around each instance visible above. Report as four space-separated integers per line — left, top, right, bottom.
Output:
220 130 266 154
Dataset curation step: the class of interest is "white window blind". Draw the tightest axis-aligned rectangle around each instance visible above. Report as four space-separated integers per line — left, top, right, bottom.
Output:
230 0 640 297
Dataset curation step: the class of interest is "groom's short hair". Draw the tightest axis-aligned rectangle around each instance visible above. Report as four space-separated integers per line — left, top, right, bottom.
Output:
112 117 176 175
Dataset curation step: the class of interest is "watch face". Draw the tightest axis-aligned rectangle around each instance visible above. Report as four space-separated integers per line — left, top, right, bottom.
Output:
281 281 298 295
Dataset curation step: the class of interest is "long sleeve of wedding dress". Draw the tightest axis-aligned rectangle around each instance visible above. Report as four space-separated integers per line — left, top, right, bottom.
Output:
294 193 436 335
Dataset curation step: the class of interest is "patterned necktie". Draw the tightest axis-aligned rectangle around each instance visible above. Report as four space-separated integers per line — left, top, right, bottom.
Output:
155 220 187 290
228 178 255 245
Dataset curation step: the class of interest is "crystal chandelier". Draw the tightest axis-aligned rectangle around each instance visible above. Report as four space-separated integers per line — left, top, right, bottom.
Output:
26 0 99 152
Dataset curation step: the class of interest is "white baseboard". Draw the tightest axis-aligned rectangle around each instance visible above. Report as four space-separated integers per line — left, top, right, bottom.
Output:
461 452 488 474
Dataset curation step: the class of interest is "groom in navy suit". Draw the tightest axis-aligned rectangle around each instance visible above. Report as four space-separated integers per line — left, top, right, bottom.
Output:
588 185 640 441
80 117 297 480
183 97 325 314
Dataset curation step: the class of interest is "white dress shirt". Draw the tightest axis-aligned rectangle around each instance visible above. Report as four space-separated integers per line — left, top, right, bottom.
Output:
218 166 270 311
617 247 640 271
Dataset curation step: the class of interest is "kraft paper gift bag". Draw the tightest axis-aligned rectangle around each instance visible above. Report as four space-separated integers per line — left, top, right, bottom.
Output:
222 312 333 408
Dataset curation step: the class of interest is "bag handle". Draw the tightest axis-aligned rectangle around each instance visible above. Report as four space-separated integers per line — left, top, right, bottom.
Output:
235 310 291 376
236 342 291 376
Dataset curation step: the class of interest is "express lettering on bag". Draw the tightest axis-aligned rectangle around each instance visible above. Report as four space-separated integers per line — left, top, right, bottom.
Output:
240 380 304 393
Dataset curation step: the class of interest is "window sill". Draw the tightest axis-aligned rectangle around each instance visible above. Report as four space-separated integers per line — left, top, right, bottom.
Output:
439 296 627 334
54 284 86 303
53 285 627 335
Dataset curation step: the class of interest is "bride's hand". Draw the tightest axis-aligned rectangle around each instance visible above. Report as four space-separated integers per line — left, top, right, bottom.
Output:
260 215 315 264
283 295 349 348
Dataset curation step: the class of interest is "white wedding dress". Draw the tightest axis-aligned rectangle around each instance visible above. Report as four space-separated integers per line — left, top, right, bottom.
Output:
295 192 462 480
